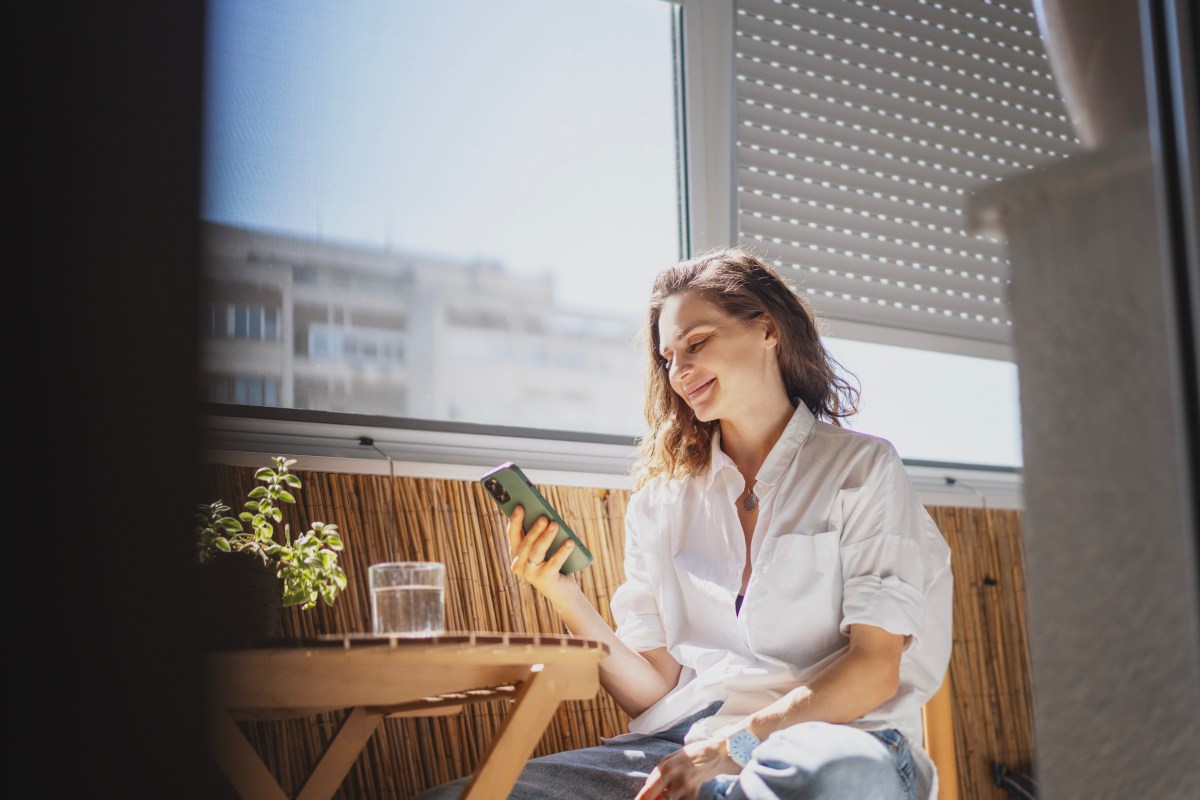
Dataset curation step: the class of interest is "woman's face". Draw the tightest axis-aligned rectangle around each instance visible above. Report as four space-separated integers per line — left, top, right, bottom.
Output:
656 290 779 423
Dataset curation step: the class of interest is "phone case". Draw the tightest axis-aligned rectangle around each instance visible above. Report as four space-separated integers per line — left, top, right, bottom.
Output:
480 462 594 575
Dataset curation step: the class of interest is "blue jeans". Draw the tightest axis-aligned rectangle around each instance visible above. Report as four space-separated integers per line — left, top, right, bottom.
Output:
414 702 918 800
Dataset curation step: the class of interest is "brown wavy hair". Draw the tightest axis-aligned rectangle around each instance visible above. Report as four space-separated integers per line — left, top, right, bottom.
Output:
632 247 859 490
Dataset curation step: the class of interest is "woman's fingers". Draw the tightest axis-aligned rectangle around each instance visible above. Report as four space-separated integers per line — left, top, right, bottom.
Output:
636 750 708 800
528 516 556 559
548 535 575 569
634 766 665 800
508 506 564 575
505 505 526 552
635 765 681 800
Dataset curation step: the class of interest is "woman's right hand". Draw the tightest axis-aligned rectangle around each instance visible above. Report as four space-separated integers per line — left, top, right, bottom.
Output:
508 505 579 606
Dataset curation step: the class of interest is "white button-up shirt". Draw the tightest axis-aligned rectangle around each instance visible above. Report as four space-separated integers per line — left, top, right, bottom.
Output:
609 403 953 799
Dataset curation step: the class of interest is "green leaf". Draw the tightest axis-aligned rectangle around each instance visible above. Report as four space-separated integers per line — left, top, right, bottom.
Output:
195 456 350 615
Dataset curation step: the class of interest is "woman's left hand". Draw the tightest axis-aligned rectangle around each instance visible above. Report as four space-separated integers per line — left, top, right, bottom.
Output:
635 737 737 800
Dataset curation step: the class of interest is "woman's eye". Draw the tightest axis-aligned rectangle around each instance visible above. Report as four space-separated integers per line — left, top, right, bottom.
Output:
687 337 708 353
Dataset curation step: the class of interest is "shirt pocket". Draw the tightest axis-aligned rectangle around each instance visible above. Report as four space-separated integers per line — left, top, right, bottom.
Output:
760 529 840 574
746 530 845 662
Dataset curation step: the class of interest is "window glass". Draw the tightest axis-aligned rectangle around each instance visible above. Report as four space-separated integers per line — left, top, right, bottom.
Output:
826 338 1022 468
201 0 680 435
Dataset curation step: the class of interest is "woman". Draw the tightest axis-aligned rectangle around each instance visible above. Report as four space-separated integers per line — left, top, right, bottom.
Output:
418 248 952 800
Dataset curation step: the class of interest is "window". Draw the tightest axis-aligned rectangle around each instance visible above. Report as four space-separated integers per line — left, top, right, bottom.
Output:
732 0 1080 353
202 0 1040 479
201 0 680 436
825 336 1022 467
203 374 281 407
674 0 1083 470
203 303 280 341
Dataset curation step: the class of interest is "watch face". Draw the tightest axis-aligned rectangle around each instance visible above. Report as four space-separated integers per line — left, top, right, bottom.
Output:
728 730 759 766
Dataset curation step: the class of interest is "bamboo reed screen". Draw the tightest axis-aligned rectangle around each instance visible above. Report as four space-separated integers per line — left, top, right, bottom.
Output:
201 465 1033 800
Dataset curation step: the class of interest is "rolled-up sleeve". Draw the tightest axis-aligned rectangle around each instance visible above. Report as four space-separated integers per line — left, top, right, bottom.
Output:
609 490 667 653
837 443 935 648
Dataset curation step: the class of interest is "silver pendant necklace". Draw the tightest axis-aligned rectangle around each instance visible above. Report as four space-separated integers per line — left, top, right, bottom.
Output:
742 487 758 512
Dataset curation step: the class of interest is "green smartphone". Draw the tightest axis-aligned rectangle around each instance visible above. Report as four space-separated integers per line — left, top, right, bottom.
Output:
480 462 594 575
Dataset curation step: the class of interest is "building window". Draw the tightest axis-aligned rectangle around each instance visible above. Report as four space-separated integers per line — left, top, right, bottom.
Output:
306 324 405 369
203 374 280 407
203 302 280 342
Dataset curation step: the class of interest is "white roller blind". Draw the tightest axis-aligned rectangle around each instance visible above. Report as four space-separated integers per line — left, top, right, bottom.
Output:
734 0 1081 356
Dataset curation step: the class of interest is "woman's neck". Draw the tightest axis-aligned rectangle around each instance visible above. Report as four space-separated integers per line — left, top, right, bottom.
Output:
718 394 796 483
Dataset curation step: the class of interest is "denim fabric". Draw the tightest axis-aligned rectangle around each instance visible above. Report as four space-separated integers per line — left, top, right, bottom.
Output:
413 702 724 800
867 728 919 800
414 706 918 800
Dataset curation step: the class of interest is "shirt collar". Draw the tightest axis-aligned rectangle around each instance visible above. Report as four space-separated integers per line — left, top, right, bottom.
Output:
704 402 817 491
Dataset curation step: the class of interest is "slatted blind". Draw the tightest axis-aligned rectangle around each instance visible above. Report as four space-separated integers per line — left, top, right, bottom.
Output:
734 0 1081 353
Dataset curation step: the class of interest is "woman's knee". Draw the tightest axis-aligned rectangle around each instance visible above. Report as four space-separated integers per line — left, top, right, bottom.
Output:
731 722 904 800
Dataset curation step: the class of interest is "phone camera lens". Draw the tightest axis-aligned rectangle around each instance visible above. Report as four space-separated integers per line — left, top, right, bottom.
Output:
485 479 510 504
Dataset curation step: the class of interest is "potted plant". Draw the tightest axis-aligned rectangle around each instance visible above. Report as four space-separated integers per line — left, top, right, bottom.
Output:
196 456 347 646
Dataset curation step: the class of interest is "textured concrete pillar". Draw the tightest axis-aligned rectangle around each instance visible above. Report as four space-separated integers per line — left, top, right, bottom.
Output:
968 132 1200 798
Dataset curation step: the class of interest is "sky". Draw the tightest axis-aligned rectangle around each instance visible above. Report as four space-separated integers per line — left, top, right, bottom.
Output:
201 0 1022 468
203 0 678 319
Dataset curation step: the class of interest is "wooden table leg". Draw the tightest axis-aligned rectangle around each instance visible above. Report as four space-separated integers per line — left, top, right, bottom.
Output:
207 706 289 800
295 706 385 800
209 705 383 800
460 664 571 800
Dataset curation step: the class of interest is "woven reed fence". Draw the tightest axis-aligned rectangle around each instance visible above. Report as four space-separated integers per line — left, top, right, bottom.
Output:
201 465 1034 800
927 506 1036 800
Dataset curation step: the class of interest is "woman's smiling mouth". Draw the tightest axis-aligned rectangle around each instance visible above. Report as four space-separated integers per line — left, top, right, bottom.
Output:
686 378 715 403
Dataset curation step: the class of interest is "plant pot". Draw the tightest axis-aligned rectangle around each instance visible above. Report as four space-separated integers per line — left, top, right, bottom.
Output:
197 553 284 650
1032 0 1147 149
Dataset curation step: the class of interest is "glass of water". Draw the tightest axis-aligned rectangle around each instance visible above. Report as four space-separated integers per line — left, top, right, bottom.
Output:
368 562 446 637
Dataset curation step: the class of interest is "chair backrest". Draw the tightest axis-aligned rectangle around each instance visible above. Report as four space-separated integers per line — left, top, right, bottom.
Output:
922 674 960 800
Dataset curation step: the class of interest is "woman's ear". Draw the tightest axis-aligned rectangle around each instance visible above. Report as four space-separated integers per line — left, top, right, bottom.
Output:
761 315 780 349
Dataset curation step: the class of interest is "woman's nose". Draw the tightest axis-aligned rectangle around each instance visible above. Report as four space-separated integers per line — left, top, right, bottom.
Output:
669 355 691 382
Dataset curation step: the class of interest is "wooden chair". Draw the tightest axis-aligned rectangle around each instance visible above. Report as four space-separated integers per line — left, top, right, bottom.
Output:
923 674 960 800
